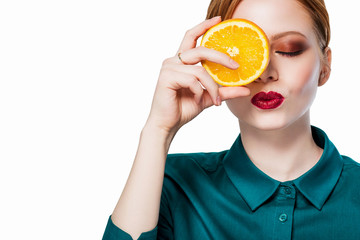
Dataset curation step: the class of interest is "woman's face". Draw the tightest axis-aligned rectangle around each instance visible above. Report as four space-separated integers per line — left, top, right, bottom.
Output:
226 0 330 131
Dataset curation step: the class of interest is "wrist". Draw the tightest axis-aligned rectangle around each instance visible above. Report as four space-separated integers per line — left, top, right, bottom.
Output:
141 121 177 150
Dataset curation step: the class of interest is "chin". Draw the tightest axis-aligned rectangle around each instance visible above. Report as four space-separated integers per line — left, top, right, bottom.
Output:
240 113 292 132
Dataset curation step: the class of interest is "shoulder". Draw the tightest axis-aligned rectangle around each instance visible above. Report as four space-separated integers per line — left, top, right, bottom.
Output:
337 156 360 206
340 155 360 186
160 151 228 208
341 155 360 171
165 151 228 175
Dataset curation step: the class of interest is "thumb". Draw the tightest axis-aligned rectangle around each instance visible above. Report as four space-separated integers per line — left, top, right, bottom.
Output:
202 86 251 109
219 86 251 101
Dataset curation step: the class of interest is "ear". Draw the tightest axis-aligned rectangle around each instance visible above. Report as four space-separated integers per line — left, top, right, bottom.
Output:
318 47 332 87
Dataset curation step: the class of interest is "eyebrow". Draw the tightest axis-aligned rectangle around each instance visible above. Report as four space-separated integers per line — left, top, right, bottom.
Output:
269 31 307 41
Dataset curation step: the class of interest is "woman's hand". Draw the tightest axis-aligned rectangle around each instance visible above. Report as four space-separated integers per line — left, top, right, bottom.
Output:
146 16 250 137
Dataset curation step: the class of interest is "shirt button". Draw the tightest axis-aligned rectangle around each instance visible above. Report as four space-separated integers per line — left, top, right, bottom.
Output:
279 213 288 222
284 187 292 194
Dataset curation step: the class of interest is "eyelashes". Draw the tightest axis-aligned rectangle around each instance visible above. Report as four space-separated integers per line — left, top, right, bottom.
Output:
275 50 304 57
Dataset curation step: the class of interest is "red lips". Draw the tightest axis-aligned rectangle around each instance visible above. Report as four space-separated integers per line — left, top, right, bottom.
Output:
251 91 284 110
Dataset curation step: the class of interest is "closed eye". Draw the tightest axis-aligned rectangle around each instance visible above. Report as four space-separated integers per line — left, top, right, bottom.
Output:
276 50 304 57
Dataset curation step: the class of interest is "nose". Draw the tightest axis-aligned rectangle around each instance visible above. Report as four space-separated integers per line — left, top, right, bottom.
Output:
254 60 278 83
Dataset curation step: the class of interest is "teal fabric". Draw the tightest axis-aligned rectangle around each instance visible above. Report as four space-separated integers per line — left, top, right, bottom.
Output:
102 126 360 239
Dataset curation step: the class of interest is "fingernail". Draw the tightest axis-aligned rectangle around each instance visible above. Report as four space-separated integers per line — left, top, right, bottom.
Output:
212 16 221 20
216 96 222 106
230 59 239 68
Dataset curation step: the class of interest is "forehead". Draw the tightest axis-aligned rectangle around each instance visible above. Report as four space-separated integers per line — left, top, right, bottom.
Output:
232 0 315 41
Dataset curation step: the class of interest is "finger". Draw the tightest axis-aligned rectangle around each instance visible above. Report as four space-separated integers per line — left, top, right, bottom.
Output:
173 65 221 106
219 87 251 101
178 16 221 53
177 46 239 69
200 87 251 109
166 71 204 104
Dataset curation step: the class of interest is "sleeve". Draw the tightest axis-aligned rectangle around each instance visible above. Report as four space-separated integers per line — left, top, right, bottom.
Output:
102 183 175 240
102 216 158 240
156 185 174 240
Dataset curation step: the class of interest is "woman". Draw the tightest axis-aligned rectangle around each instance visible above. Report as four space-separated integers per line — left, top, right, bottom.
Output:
103 0 360 239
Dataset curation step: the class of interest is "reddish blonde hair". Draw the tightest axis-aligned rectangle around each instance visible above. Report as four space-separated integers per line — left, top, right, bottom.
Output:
205 0 330 52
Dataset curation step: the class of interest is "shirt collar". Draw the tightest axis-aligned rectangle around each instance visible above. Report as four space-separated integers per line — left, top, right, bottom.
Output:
223 126 343 212
292 126 344 210
223 134 280 212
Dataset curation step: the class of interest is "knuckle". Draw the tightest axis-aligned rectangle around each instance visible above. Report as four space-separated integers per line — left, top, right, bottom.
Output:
185 29 196 39
184 29 192 36
197 46 207 51
199 66 208 74
189 77 201 90
195 66 207 75
159 68 171 80
160 63 170 72
195 46 207 55
162 57 172 66
189 75 199 84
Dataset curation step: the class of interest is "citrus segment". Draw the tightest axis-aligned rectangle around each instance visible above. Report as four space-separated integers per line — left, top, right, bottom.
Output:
200 19 269 86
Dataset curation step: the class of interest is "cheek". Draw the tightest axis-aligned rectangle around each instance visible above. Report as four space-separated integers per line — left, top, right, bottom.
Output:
225 92 257 122
282 52 321 96
226 97 250 117
281 51 321 115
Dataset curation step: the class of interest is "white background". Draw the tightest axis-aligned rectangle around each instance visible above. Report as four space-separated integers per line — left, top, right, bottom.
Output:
0 1 359 239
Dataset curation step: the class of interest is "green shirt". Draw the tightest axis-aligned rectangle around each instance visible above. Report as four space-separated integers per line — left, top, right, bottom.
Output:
103 126 360 240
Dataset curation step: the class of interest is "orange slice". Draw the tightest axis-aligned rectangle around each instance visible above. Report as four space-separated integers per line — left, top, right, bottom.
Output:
200 19 269 86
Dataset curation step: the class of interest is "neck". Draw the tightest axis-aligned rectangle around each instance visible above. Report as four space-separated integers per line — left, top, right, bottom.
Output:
239 114 323 182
